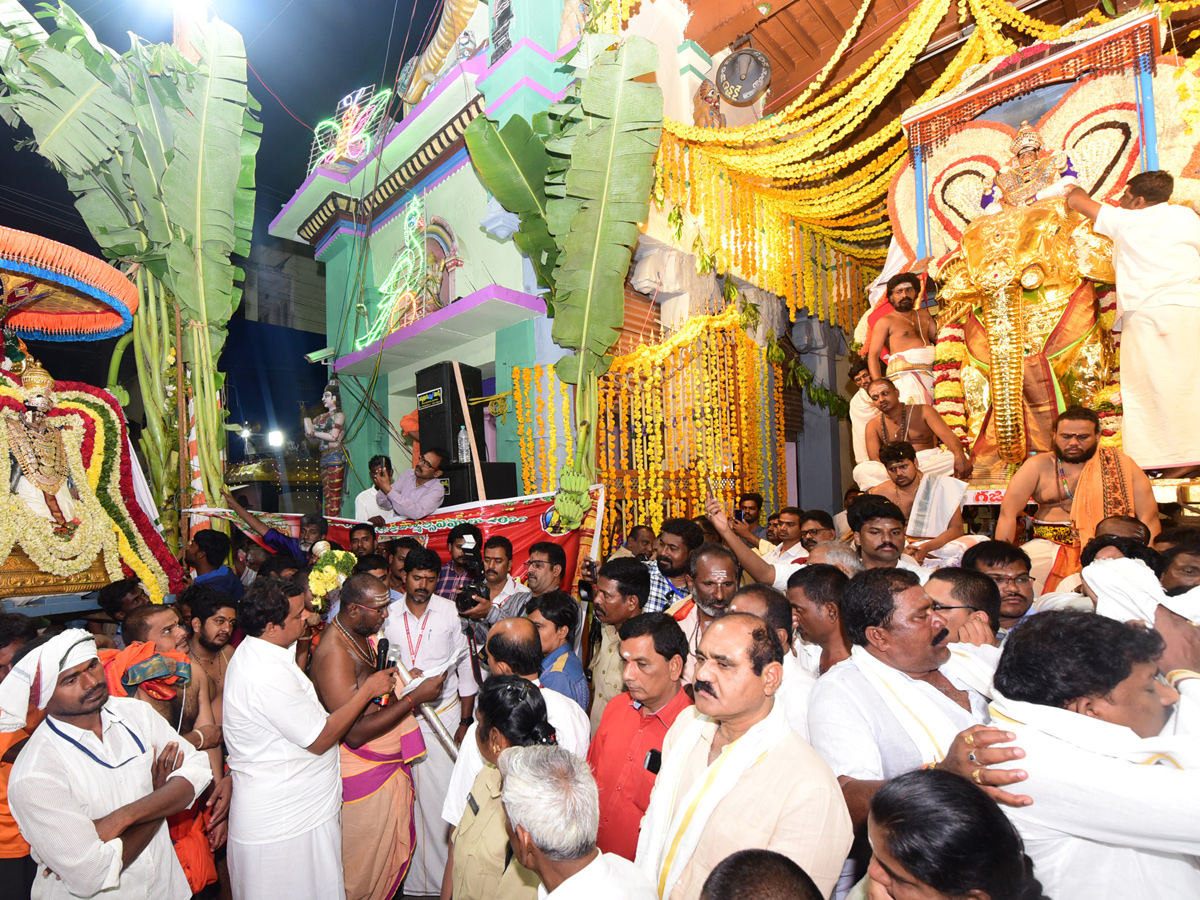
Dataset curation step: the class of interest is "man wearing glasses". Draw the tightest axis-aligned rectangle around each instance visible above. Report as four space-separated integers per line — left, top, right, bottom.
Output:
961 541 1037 639
310 574 444 900
923 568 1002 646
373 448 449 521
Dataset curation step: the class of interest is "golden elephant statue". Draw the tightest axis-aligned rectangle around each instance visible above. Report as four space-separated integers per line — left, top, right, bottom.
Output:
933 197 1116 475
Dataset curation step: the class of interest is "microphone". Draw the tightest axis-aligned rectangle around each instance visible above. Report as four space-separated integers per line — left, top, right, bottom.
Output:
374 637 392 706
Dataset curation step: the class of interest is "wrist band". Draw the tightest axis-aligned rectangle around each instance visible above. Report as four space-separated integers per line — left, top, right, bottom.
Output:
459 717 473 727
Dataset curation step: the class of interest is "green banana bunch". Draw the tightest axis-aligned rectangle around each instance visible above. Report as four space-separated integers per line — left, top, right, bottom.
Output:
554 421 592 530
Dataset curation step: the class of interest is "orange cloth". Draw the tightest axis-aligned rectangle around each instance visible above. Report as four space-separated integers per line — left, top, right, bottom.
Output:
168 804 216 893
98 642 190 701
0 728 30 858
1046 446 1137 590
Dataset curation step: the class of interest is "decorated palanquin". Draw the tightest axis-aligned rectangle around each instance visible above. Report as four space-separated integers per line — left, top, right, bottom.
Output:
887 10 1200 479
0 361 183 600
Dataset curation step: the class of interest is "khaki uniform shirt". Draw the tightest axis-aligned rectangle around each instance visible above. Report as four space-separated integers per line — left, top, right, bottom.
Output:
452 766 541 900
589 623 624 733
656 707 853 900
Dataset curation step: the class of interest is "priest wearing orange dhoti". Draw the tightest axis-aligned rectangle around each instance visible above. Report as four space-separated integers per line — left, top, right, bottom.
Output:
996 407 1159 591
310 574 444 900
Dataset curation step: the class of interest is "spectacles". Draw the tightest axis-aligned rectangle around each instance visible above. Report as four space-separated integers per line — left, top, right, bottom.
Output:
414 456 439 471
798 528 829 539
986 574 1033 587
932 603 977 613
351 598 391 613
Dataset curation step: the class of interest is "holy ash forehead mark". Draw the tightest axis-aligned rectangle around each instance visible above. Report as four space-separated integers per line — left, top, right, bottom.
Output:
708 569 730 581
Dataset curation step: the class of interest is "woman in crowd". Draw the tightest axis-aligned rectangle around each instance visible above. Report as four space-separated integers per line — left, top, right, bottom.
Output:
444 675 558 900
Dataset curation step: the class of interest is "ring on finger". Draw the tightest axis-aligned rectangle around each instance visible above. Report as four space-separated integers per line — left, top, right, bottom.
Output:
968 751 978 764
971 768 983 785
964 732 976 747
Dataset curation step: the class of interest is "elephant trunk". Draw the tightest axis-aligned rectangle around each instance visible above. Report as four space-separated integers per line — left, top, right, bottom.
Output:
982 283 1027 463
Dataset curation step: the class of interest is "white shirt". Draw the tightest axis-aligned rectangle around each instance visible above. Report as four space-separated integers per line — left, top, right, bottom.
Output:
849 388 876 465
354 486 397 523
538 851 657 900
762 541 807 592
778 651 818 740
794 639 823 677
994 705 1200 900
807 658 989 780
1095 202 1200 320
9 696 212 900
440 678 590 827
895 555 932 584
223 635 340 844
383 593 478 709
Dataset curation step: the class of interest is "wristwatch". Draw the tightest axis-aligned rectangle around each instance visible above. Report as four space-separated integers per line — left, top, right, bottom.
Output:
459 717 474 727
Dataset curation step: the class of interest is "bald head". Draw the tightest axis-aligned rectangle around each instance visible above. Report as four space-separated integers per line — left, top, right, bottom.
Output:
486 617 543 677
729 585 793 648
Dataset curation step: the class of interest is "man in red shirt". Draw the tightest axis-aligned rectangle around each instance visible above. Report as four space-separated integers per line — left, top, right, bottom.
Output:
587 613 693 860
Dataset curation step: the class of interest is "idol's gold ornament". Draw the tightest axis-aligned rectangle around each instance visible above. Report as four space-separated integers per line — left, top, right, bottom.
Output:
934 196 1115 471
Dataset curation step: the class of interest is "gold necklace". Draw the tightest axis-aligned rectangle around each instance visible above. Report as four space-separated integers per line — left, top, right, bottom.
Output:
187 646 224 685
6 417 67 494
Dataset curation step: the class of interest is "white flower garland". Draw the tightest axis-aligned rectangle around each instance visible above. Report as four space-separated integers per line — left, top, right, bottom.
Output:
0 410 123 580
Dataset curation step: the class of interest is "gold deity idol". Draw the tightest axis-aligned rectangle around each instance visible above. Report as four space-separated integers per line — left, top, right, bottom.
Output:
933 125 1115 473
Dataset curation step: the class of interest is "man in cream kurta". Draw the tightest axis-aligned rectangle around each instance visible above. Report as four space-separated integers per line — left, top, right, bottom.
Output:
635 614 851 900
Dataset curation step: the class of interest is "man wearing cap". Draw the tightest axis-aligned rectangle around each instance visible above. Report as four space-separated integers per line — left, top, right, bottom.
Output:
2 630 213 899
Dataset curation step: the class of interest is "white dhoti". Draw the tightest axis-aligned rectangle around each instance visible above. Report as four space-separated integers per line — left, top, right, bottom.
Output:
885 346 935 406
1021 536 1066 594
228 815 344 900
849 389 876 466
904 474 982 568
853 447 956 491
406 694 460 895
1118 306 1200 468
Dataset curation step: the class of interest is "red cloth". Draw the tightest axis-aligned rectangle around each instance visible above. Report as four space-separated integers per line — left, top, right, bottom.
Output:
98 643 190 700
586 689 694 861
168 805 216 893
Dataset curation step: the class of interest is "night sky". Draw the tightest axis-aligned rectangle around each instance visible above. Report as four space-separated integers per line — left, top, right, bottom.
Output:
0 0 439 383
1 0 442 250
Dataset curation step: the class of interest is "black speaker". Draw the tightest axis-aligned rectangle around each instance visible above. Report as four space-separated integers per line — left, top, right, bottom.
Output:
439 462 520 507
416 361 486 463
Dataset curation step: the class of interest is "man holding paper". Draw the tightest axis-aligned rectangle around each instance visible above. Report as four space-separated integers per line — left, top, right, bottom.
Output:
381 547 478 897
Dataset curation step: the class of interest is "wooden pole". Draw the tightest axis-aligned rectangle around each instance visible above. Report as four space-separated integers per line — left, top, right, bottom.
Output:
451 361 486 501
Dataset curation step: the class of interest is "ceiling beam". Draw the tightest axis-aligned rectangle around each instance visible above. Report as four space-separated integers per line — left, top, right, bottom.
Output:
806 0 845 38
776 9 822 59
754 27 797 72
688 0 807 54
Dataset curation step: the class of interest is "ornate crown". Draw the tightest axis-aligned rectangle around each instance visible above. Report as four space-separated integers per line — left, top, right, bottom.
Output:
20 360 55 400
1011 121 1044 156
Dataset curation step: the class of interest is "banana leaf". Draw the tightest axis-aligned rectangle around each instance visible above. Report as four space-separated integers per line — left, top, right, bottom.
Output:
463 113 558 304
547 34 662 384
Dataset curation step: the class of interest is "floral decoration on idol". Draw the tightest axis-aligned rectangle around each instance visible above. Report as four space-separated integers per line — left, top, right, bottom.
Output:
309 548 358 609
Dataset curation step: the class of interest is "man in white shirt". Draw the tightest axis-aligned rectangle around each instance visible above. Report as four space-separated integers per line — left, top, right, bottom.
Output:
373 449 448 522
729 584 817 739
849 494 931 584
807 567 992 891
4 630 213 900
991 610 1200 900
704 501 808 591
440 617 589 829
1068 171 1200 474
848 359 877 467
223 578 397 899
501 744 657 900
355 455 399 524
381 546 478 895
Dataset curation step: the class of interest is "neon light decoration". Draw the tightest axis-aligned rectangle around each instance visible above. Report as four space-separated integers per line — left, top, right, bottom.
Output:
355 194 428 350
309 86 392 173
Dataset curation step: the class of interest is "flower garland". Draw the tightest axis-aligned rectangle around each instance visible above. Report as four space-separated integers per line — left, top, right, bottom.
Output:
309 548 357 609
933 320 971 447
512 367 533 493
0 408 124 582
546 367 558 495
654 0 1106 323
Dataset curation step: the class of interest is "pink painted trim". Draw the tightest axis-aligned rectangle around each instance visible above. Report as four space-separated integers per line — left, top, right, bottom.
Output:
485 76 572 115
477 37 563 84
333 285 546 371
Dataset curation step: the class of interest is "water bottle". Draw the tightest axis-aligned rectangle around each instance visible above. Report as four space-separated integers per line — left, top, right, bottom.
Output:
457 425 471 464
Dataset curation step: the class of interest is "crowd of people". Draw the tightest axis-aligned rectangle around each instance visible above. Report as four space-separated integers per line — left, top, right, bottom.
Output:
0 398 1197 900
